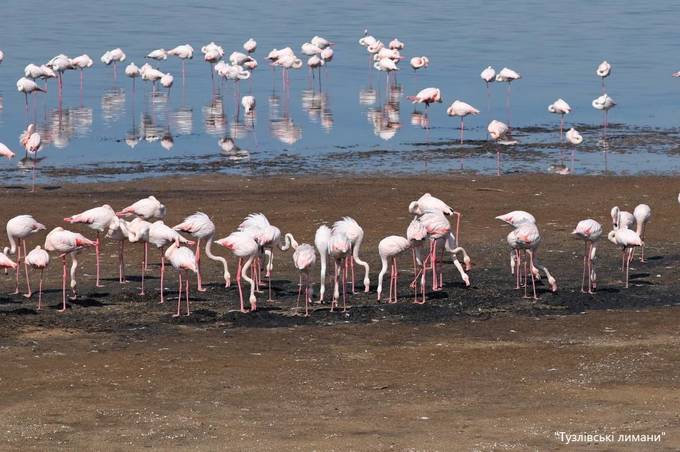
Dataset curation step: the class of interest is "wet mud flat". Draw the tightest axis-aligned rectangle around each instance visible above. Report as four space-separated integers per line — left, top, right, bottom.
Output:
1 173 680 449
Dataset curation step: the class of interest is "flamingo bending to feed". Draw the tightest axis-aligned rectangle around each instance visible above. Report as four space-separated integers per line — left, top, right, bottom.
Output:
291 238 317 316
165 239 197 317
216 231 259 312
409 193 462 246
496 210 537 275
173 212 230 291
331 217 370 294
25 246 50 310
447 100 480 144
64 205 117 287
44 227 96 312
610 206 635 230
148 221 194 304
328 232 352 312
5 215 46 296
377 235 412 304
608 228 642 288
506 223 557 299
572 219 603 293
633 204 651 262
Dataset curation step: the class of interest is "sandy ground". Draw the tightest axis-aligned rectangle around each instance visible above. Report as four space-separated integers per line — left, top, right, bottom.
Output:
1 174 680 450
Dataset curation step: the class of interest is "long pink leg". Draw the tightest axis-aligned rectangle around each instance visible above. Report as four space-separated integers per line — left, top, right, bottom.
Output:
515 250 521 289
388 259 394 303
144 242 148 271
159 249 165 304
529 251 537 300
581 242 588 293
431 241 437 291
587 242 594 294
12 240 21 295
185 273 190 316
139 250 146 296
173 272 183 317
58 255 67 312
22 240 32 297
342 263 348 312
236 258 246 312
196 238 206 292
392 257 399 304
37 269 43 310
350 252 356 294
331 262 338 312
296 274 302 308
304 273 310 317
95 232 103 287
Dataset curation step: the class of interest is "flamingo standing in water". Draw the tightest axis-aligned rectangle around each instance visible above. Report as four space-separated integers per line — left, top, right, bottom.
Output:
376 235 412 303
548 98 571 141
25 246 49 310
0 143 15 159
46 54 74 101
447 100 480 144
596 60 611 93
44 227 96 312
572 219 603 294
633 204 651 262
4 215 46 296
292 239 317 316
243 38 257 54
566 128 582 145
495 68 520 128
592 94 616 137
165 238 197 317
480 66 496 110
216 231 259 312
488 119 511 173
17 77 46 107
64 204 117 287
173 212 230 291
168 44 193 82
125 63 140 92
101 48 126 80
608 228 642 288
407 87 442 108
70 54 93 92
410 56 429 73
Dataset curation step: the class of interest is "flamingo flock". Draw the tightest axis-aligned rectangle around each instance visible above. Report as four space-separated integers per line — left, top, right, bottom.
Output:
0 188 661 317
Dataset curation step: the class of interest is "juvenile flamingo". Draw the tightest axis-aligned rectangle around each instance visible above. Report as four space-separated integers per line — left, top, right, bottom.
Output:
25 246 50 310
572 219 603 293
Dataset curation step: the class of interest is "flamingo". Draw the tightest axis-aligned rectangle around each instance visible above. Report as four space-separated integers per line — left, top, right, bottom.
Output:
165 238 197 317
548 98 571 141
480 66 496 109
406 215 429 279
241 95 256 114
173 212 231 291
126 218 152 295
168 44 193 81
495 67 520 127
592 94 616 137
46 54 74 100
496 210 536 275
376 235 411 303
332 217 370 294
373 57 399 90
4 215 46 296
488 119 509 140
301 43 323 56
64 205 117 287
506 223 557 299
410 56 429 72
566 128 583 145
105 217 130 284
596 60 611 93
238 213 293 301
125 63 140 91
408 193 462 248
243 38 257 54
314 224 332 302
608 228 642 288
148 221 194 304
44 227 96 312
307 55 324 79
17 77 46 107
25 246 49 310
389 38 405 50
328 232 352 312
320 47 333 63
610 206 635 230
117 195 166 268
311 36 333 49
572 219 603 293
160 73 174 94
70 54 93 91
633 204 651 262
146 49 167 61
0 50 3 63
0 143 15 160
216 231 259 312
447 100 480 144
101 48 126 80
414 211 471 299
407 87 442 108
0 251 17 294
292 239 317 316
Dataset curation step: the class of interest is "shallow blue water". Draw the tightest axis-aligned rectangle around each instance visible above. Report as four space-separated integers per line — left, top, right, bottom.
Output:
2 0 680 183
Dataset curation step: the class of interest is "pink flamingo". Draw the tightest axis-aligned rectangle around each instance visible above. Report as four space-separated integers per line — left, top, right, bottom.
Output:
0 251 18 292
548 98 571 141
117 196 166 270
4 215 46 296
173 212 230 291
0 143 15 160
292 239 317 316
64 205 117 287
148 221 194 304
572 219 602 294
633 204 651 262
376 235 411 303
165 239 198 317
16 77 46 108
480 66 496 111
506 224 557 299
496 210 537 276
25 246 50 310
596 61 611 93
608 228 642 288
331 217 370 294
328 232 351 312
105 217 130 284
447 100 480 144
126 218 152 295
495 68 521 128
407 87 442 109
314 225 332 302
100 48 126 81
44 227 96 312
216 231 259 313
